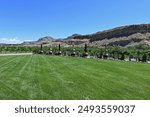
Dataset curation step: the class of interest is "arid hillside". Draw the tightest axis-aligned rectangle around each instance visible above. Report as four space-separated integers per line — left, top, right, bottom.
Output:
18 24 150 47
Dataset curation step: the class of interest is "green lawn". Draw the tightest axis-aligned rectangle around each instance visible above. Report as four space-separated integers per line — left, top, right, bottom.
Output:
0 54 150 100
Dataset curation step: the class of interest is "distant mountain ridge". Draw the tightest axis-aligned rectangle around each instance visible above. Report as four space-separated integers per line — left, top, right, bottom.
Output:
22 36 55 45
20 24 150 47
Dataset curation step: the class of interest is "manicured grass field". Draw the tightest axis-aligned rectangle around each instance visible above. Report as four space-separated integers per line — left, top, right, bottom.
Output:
0 54 150 100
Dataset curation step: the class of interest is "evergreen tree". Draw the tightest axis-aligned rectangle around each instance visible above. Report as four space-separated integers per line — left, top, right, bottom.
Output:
83 43 88 57
148 52 150 61
59 44 61 51
142 53 147 62
120 52 125 60
137 50 140 61
84 43 87 53
129 54 132 61
40 44 43 51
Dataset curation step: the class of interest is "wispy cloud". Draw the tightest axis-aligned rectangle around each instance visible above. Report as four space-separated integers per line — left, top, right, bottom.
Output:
0 37 23 44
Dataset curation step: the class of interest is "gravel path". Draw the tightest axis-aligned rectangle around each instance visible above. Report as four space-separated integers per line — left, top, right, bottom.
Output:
0 53 33 56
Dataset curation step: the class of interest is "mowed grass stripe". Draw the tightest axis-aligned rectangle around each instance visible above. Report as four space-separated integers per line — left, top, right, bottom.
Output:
0 55 30 99
0 55 150 99
45 56 150 99
0 55 20 68
36 55 150 99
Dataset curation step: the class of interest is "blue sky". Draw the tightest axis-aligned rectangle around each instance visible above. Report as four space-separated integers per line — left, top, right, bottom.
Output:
0 0 150 43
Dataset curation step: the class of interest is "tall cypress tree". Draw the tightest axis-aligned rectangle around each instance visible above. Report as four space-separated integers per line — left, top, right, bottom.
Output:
137 50 140 61
40 44 43 51
142 53 147 62
83 43 88 57
120 52 125 60
84 43 87 53
148 52 150 61
57 44 62 55
59 44 61 51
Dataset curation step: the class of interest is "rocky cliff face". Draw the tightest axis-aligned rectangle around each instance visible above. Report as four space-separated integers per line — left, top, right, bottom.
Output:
72 24 150 46
22 24 150 47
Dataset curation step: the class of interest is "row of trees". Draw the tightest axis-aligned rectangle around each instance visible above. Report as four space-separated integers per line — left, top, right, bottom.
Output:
0 46 36 53
34 44 89 57
34 44 150 62
0 44 150 62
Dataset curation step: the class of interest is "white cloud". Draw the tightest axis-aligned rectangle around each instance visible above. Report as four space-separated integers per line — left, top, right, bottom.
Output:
0 38 23 44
